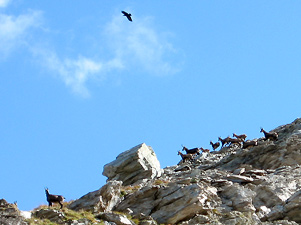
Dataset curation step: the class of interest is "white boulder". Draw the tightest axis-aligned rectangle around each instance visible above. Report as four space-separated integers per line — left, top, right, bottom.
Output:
103 143 161 185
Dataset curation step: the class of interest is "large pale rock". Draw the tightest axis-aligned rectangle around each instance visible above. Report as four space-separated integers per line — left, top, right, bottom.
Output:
68 180 122 213
103 143 161 185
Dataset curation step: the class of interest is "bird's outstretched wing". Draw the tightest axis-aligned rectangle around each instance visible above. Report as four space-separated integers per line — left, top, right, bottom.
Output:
121 11 132 22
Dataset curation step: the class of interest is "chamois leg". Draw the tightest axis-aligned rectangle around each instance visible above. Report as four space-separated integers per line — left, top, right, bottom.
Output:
59 202 63 209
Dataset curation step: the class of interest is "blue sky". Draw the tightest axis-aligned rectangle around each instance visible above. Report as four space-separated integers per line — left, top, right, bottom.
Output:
1 0 301 211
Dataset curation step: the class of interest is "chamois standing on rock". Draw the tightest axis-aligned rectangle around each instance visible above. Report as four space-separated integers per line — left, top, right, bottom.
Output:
233 133 247 140
260 128 278 141
181 145 201 155
218 136 231 148
200 147 210 153
210 141 220 151
45 188 65 209
178 151 194 163
243 140 258 149
227 137 244 147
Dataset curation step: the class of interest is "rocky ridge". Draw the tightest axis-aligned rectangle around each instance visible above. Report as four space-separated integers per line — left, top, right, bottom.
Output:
1 119 301 224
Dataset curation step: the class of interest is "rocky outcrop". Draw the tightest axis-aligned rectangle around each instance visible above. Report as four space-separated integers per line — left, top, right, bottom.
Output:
0 199 27 225
2 119 301 225
102 119 301 224
216 118 301 171
112 163 298 224
103 143 162 185
115 182 220 224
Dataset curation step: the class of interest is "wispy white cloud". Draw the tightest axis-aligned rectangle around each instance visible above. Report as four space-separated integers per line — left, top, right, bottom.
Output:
37 51 102 98
105 14 180 75
34 12 181 97
53 56 102 98
0 6 181 97
0 0 11 8
33 48 124 98
0 10 42 56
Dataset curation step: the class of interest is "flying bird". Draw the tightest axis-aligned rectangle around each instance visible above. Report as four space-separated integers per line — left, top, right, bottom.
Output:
121 11 132 22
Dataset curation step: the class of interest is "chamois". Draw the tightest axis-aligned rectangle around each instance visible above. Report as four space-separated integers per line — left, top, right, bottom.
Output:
181 145 201 155
178 151 194 163
243 140 258 149
233 133 247 140
260 128 278 141
210 141 220 151
45 188 65 209
218 136 231 147
228 137 244 147
200 147 210 153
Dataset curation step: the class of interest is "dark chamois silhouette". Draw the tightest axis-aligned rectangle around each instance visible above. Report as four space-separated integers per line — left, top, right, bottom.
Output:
181 145 201 155
121 11 132 22
45 188 65 209
178 151 194 163
210 141 220 151
260 128 278 141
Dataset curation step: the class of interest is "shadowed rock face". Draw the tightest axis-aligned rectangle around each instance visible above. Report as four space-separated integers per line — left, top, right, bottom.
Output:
102 143 162 185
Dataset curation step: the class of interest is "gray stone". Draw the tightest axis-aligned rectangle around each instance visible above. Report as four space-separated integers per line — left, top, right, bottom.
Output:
33 208 65 223
266 205 284 221
220 183 256 213
103 143 161 185
0 199 19 217
244 169 267 176
69 180 122 213
233 167 245 175
96 212 135 225
252 166 301 209
225 174 254 183
0 199 26 225
115 182 221 224
284 190 301 223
